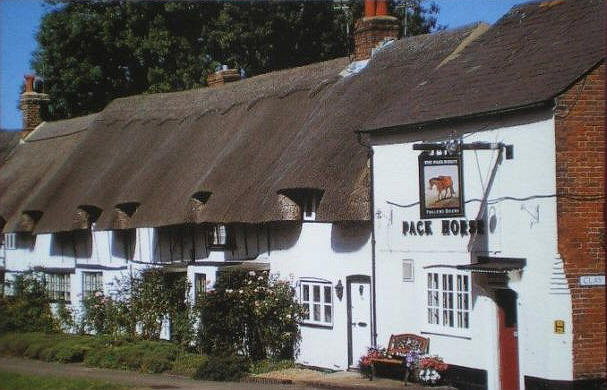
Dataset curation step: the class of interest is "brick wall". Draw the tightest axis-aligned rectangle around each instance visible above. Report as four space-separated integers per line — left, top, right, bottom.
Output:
20 92 49 139
353 16 400 61
555 62 605 380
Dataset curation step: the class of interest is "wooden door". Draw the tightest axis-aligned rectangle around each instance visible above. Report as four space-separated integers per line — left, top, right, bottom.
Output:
497 289 519 390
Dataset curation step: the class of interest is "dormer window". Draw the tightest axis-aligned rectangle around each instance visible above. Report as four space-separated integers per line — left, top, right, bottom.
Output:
277 188 324 222
74 205 102 230
113 202 140 230
208 224 229 249
20 210 43 232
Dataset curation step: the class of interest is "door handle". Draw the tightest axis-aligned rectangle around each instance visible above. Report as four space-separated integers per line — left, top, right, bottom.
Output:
358 322 368 327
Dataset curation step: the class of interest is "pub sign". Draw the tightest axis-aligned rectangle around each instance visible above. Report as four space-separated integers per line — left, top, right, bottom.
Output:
419 152 465 219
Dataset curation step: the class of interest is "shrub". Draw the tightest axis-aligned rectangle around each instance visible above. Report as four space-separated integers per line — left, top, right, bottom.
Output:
196 270 303 360
170 353 209 377
83 339 183 373
193 353 250 381
0 274 57 333
79 270 195 344
250 359 295 375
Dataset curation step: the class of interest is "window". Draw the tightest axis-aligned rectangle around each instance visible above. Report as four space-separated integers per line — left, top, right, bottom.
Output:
427 272 470 329
4 233 16 250
303 194 317 221
300 281 333 326
45 273 71 302
82 272 103 298
402 259 414 282
194 273 206 302
208 224 228 249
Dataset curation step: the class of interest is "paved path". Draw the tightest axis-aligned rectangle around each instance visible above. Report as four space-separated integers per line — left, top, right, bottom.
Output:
0 357 453 390
0 357 318 390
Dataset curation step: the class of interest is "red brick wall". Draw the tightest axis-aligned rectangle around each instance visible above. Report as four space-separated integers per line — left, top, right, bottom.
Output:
353 16 400 61
20 92 48 139
555 62 605 380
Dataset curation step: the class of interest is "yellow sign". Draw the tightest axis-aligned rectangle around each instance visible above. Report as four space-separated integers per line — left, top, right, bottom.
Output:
554 320 565 334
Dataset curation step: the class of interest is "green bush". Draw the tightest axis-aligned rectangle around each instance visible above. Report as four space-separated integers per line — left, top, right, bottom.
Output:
170 353 209 377
250 359 295 375
193 353 250 381
83 339 183 374
196 270 303 360
0 274 57 333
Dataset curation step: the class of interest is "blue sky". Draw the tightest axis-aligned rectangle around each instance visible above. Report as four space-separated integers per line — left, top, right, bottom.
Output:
0 0 523 130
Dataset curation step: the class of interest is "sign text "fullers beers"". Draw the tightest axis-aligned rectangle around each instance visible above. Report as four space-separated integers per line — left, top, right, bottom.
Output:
402 219 485 237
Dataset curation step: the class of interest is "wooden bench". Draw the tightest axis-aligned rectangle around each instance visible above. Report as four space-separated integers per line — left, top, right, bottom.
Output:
369 333 429 384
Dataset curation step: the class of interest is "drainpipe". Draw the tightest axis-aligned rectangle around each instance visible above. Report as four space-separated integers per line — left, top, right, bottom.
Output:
370 148 378 348
358 133 378 347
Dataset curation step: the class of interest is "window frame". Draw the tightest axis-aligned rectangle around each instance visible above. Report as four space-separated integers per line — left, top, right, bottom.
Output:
426 270 471 332
82 271 103 298
302 194 318 221
4 233 16 250
194 273 206 303
45 273 71 302
207 224 230 250
299 280 333 327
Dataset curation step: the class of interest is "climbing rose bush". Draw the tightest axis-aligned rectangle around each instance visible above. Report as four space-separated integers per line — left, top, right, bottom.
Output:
195 270 304 360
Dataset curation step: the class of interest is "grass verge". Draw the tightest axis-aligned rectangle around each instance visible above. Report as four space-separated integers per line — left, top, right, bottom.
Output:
0 369 132 390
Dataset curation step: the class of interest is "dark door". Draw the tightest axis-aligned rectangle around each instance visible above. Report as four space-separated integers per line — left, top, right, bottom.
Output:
496 289 519 390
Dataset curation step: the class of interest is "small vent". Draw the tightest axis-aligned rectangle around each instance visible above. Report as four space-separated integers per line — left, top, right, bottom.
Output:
402 259 414 282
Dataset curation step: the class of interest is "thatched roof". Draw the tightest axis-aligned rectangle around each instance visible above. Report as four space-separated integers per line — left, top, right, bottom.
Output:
0 24 483 233
363 0 605 132
0 131 21 166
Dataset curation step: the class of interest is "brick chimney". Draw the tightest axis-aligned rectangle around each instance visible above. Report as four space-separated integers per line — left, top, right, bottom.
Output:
20 74 49 139
354 0 401 61
206 66 241 88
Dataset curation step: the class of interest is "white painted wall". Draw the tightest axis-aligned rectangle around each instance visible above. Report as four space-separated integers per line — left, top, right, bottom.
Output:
371 112 573 390
3 220 372 370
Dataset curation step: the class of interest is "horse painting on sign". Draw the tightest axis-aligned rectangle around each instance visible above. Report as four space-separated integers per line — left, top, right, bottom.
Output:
429 176 455 201
419 153 464 218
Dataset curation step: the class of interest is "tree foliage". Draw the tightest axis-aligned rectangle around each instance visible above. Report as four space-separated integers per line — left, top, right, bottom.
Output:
32 0 439 120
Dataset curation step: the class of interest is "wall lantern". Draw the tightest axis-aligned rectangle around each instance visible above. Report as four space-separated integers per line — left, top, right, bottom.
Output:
335 280 344 301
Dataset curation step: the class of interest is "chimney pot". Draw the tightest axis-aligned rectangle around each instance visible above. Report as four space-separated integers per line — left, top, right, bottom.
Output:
376 0 388 16
24 74 35 93
364 0 376 17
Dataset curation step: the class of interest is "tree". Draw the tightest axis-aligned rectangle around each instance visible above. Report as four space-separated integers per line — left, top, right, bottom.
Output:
32 1 439 121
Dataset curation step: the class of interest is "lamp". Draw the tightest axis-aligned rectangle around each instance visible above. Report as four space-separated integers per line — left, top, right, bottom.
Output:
335 280 344 301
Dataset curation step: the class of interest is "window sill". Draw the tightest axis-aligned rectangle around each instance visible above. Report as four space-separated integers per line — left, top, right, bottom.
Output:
300 322 333 329
421 329 471 340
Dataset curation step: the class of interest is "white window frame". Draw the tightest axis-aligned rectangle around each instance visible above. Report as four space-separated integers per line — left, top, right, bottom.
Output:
82 272 103 298
194 273 206 302
45 273 71 302
303 194 317 221
4 233 16 250
208 224 229 249
299 280 333 327
426 271 470 331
